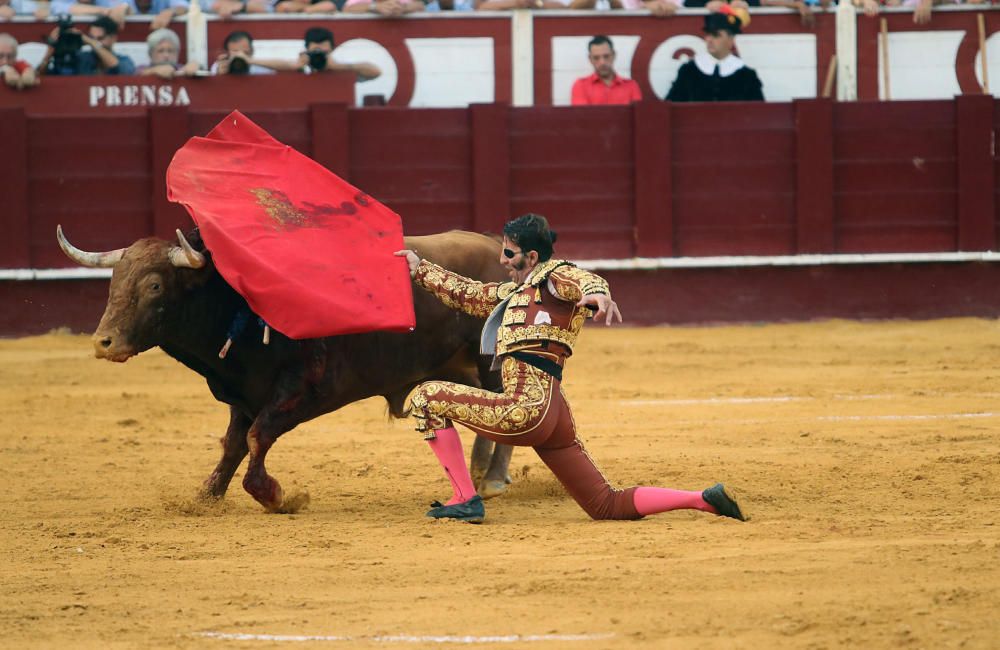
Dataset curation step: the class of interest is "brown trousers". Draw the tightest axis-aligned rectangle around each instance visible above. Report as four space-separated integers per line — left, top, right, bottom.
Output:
410 355 639 520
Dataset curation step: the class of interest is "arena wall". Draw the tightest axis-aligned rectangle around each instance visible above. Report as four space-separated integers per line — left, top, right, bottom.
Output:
2 94 999 334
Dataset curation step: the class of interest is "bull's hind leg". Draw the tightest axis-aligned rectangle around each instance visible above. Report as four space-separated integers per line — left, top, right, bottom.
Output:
470 437 514 498
387 384 502 497
470 436 493 486
476 355 513 499
479 443 513 500
201 407 253 499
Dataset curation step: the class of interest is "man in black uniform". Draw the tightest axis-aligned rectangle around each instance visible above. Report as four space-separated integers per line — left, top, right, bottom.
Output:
665 7 764 102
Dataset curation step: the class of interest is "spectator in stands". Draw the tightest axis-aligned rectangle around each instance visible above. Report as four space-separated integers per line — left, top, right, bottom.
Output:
853 0 879 17
884 0 946 26
132 0 195 31
612 0 681 16
211 30 279 74
758 0 880 26
760 0 827 28
138 27 200 77
45 0 132 25
212 0 274 17
275 0 340 13
476 0 595 8
261 26 381 80
570 35 641 105
36 15 137 76
343 0 423 15
5 0 65 19
664 6 764 101
0 32 39 88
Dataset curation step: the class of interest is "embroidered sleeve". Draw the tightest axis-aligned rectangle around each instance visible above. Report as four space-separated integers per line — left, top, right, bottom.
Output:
547 266 610 304
413 259 513 319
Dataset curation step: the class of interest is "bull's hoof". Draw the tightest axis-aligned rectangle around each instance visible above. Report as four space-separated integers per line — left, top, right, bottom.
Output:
245 475 286 513
478 479 509 500
272 490 310 514
196 488 225 503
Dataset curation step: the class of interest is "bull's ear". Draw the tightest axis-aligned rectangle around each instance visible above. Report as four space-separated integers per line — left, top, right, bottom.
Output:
56 225 125 268
168 229 207 269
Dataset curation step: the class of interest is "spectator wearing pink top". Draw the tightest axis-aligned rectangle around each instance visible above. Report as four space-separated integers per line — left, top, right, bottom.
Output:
883 0 965 25
614 0 681 16
342 0 423 15
476 0 597 9
571 36 642 106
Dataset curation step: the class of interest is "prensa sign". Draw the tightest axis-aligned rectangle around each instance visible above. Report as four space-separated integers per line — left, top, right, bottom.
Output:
88 84 192 108
0 74 354 115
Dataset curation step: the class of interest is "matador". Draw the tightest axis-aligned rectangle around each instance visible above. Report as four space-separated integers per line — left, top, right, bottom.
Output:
396 214 747 524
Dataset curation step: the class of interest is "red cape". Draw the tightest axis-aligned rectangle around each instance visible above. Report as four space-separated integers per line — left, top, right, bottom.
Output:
166 111 415 339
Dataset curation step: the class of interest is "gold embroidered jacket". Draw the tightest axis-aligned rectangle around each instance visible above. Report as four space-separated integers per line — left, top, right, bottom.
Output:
413 258 610 357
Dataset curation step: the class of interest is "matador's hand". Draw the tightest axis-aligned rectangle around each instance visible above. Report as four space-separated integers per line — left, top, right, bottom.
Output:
393 249 420 278
578 293 623 326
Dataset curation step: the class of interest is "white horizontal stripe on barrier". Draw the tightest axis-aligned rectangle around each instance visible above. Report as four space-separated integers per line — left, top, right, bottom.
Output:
575 251 1000 271
5 250 1000 281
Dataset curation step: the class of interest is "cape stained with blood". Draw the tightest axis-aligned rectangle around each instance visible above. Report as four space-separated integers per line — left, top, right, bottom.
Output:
166 111 415 339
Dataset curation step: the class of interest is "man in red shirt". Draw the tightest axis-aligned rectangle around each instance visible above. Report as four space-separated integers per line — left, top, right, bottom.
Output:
0 33 38 90
570 35 641 106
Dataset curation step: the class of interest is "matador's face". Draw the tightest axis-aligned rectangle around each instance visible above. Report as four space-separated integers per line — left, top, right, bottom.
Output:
501 236 537 285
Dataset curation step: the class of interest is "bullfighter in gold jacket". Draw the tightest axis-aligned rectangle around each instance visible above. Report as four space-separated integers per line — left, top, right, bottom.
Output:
396 214 746 524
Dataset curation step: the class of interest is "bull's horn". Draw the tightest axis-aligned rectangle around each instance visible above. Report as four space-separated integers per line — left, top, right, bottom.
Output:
168 229 206 269
56 224 124 268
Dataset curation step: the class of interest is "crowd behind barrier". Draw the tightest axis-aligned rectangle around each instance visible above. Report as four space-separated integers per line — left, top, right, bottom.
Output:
3 4 1000 104
0 0 988 22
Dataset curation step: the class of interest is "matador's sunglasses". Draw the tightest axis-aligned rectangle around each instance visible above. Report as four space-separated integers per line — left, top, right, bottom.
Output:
503 248 522 259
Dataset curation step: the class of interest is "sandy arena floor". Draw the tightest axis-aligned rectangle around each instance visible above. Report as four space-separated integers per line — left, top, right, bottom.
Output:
3 319 999 649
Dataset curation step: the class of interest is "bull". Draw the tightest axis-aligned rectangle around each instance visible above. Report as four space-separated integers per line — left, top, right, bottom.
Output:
57 226 513 513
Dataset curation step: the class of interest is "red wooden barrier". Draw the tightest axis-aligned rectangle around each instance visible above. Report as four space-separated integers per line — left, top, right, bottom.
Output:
833 100 958 253
0 109 31 268
5 96 999 269
956 93 996 251
633 101 673 258
795 98 835 253
470 102 510 236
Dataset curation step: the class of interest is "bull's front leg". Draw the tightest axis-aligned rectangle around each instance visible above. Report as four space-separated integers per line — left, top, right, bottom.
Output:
241 410 310 514
200 406 252 499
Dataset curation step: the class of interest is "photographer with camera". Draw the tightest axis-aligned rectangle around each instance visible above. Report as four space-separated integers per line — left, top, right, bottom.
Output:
210 30 282 75
260 27 380 81
0 33 39 89
37 15 135 76
301 27 379 80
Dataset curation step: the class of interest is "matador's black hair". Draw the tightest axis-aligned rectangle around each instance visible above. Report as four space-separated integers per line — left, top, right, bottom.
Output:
503 213 558 262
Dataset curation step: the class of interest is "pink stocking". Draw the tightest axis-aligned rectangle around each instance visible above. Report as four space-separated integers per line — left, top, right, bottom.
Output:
632 487 717 516
426 426 477 505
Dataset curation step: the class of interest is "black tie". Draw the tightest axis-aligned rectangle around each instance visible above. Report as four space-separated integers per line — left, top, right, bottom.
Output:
713 64 721 78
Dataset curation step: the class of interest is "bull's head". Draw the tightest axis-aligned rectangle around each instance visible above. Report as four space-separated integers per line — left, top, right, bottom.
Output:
57 225 207 362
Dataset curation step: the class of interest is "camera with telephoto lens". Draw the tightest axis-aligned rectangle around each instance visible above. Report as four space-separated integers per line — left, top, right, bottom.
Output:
307 49 328 72
226 55 250 75
48 14 83 75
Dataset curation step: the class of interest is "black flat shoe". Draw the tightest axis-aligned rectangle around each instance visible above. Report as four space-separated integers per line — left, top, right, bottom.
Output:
702 483 747 521
426 495 485 524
